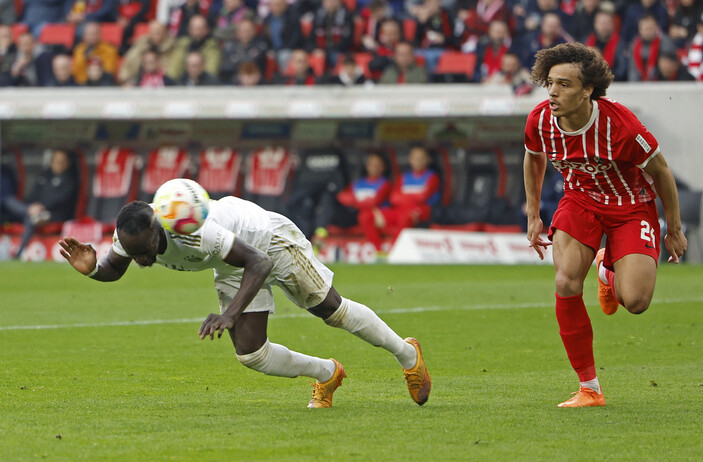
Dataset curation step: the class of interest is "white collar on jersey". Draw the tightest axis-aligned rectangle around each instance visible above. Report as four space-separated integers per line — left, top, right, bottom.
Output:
553 99 599 136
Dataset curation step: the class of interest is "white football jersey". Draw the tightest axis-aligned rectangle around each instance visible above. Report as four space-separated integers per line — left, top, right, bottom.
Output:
112 197 274 276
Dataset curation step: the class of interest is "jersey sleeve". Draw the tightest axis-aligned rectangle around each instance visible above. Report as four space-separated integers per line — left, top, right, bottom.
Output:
111 229 130 258
200 220 236 260
524 104 547 155
616 103 660 168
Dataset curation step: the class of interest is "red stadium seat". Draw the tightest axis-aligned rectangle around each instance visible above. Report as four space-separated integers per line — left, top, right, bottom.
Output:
196 148 242 199
286 52 326 77
300 19 313 38
140 147 191 201
244 147 294 197
90 147 140 227
403 19 416 42
308 53 326 76
434 51 477 80
99 23 124 48
11 23 29 42
38 23 76 49
265 53 277 82
132 22 150 43
334 52 373 78
343 0 357 12
353 17 364 50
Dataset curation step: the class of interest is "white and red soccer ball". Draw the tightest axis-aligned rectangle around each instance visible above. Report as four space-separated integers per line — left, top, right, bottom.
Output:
153 179 210 234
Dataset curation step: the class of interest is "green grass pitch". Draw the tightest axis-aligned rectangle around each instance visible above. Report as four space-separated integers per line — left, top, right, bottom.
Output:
1 261 701 461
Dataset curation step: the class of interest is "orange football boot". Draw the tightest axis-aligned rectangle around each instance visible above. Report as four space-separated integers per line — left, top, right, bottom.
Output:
307 359 346 408
403 338 432 405
596 248 619 315
558 386 606 408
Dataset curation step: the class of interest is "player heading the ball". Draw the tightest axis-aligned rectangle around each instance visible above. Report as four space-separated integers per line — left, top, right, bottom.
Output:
59 179 431 408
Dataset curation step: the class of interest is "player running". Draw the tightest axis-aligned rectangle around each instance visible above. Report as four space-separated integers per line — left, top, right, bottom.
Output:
523 42 687 407
58 193 431 408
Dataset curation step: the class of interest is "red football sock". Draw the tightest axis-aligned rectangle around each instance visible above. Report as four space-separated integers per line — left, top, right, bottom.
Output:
555 293 596 382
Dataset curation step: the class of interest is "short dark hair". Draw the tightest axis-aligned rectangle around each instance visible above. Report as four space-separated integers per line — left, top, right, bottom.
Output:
530 42 613 99
116 201 155 235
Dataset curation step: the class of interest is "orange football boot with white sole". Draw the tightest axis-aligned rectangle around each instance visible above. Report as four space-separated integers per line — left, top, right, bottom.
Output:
558 386 606 408
596 248 619 315
307 359 346 409
403 338 431 405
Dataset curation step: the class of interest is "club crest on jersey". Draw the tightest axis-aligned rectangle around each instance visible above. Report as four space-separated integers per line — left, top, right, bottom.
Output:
552 158 613 174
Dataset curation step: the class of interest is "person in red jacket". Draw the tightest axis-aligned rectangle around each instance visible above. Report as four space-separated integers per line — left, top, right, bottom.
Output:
358 146 439 250
337 153 392 246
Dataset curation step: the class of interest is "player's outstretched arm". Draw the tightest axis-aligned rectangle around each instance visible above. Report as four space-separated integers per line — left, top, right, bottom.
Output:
523 151 551 260
644 153 688 263
59 237 131 281
198 239 273 340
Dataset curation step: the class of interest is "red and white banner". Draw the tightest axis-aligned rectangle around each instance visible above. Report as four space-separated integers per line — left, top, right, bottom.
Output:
388 229 552 265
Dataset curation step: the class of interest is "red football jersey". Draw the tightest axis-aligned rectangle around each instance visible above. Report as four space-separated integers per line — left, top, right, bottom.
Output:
524 98 660 206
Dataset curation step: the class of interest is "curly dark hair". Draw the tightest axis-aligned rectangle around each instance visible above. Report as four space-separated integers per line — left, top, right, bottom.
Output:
116 201 155 235
531 42 614 99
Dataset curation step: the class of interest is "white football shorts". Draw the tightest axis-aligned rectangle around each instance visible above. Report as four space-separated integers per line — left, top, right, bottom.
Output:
215 214 334 314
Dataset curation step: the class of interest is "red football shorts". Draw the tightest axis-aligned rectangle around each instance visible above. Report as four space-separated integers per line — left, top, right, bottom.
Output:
548 192 660 270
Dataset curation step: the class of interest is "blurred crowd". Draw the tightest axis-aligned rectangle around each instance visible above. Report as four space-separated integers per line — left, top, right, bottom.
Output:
0 0 701 91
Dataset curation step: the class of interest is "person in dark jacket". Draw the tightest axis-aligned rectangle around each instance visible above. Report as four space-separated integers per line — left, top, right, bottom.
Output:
178 50 221 86
4 150 79 259
262 0 303 70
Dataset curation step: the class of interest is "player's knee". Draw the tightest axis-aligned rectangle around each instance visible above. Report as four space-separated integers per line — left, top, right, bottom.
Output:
554 273 583 296
623 296 650 315
236 340 270 371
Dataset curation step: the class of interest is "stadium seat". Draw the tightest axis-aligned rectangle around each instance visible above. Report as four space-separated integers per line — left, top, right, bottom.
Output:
132 22 150 42
353 18 364 50
196 148 242 199
308 53 326 76
403 19 416 42
11 23 29 42
265 54 278 82
89 147 140 227
300 19 313 38
99 23 124 48
343 0 357 12
335 52 373 78
38 23 76 50
435 148 518 226
243 146 295 215
285 52 326 77
433 51 477 82
287 147 350 237
140 147 191 202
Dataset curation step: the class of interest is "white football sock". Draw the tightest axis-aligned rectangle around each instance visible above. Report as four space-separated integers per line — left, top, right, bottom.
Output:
598 261 609 285
237 339 335 383
580 377 601 394
324 297 417 369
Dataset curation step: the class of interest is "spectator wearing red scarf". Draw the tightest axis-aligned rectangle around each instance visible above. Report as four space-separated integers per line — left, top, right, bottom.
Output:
475 19 511 82
626 14 676 81
585 8 626 81
458 0 513 53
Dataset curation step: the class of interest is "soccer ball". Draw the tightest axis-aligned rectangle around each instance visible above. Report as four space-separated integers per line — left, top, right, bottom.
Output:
153 179 210 234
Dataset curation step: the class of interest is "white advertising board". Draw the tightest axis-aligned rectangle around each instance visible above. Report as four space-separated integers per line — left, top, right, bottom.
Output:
388 229 553 265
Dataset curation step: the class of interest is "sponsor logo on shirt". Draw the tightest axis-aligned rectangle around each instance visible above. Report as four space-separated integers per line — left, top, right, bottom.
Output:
635 134 652 153
552 158 613 174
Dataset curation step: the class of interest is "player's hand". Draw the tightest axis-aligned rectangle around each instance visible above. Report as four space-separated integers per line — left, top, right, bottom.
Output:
59 237 97 275
664 230 687 263
198 313 235 340
526 216 551 260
